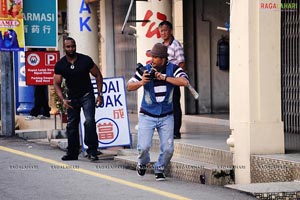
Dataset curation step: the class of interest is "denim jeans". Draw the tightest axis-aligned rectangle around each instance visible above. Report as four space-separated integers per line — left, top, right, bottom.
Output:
66 92 98 156
137 113 174 173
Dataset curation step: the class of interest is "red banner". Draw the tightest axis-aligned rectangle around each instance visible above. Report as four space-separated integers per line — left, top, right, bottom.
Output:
25 51 60 85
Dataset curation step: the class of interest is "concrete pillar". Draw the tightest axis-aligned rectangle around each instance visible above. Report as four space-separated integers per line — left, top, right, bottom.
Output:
228 0 284 184
1 52 15 136
99 0 114 77
67 0 99 64
136 0 172 112
172 0 185 114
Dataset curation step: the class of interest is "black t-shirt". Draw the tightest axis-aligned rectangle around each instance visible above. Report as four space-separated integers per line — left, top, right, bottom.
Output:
55 53 94 98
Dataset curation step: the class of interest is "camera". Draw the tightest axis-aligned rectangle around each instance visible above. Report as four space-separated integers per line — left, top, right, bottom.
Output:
136 63 156 80
145 68 156 79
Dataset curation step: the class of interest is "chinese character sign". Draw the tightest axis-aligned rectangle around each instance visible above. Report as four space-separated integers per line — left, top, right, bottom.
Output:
136 0 171 65
0 0 25 51
23 0 57 48
80 77 131 149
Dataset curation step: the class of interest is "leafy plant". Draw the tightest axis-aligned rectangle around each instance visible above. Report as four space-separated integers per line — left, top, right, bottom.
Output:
52 79 68 114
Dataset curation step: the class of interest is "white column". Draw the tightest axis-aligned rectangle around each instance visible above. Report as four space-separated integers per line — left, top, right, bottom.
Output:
99 0 114 78
172 0 185 114
136 0 172 112
67 0 99 64
229 0 284 184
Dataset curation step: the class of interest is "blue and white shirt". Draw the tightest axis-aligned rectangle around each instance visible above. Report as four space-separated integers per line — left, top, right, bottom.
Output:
128 62 188 103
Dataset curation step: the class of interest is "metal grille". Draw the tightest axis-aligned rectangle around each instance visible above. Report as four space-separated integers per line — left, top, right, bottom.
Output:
113 0 137 113
281 0 300 151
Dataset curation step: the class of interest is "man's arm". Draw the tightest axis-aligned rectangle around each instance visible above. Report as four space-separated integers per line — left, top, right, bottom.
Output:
127 72 151 91
178 62 185 71
54 74 72 109
90 64 103 106
53 74 64 102
155 72 189 86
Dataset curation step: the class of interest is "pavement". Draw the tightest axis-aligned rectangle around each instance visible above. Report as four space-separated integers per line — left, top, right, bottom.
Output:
3 113 300 199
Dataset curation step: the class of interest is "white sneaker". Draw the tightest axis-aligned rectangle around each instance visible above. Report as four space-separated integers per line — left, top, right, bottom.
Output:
25 116 36 120
37 115 49 119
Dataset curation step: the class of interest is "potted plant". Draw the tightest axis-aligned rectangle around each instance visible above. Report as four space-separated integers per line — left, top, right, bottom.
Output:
52 79 68 123
50 79 68 140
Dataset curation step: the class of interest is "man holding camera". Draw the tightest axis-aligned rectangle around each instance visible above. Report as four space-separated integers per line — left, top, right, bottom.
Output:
127 43 189 181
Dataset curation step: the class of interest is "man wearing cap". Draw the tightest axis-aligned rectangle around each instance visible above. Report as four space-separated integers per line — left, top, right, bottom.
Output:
127 43 189 181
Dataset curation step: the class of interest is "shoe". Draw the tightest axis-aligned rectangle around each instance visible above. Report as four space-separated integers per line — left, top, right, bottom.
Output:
61 154 78 161
155 173 166 181
37 115 49 119
25 115 36 120
87 154 99 161
136 164 147 176
173 135 181 139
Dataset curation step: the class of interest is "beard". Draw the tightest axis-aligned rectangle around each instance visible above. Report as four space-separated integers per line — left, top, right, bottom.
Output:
66 51 76 58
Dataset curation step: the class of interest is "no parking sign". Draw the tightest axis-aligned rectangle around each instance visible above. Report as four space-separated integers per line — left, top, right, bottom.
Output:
25 51 59 85
80 77 131 150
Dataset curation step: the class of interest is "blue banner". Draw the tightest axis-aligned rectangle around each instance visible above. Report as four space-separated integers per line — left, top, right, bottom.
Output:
23 0 57 48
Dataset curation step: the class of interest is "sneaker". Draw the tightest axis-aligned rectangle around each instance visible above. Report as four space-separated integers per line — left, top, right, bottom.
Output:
37 115 50 119
155 173 166 181
136 164 147 176
25 115 36 120
61 154 78 161
87 154 99 161
173 135 181 139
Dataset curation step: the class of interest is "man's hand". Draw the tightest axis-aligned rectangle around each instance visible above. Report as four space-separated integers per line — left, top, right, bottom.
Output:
154 71 166 81
141 71 151 84
96 95 103 107
62 99 73 109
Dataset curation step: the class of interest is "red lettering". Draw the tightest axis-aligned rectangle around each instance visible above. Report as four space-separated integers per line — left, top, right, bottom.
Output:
261 2 277 9
142 10 167 39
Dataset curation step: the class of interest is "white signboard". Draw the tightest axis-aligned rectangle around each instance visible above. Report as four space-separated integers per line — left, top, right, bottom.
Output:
80 77 131 149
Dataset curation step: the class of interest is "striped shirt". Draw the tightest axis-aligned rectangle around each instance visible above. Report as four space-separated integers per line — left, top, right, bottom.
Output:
164 36 185 66
128 62 188 102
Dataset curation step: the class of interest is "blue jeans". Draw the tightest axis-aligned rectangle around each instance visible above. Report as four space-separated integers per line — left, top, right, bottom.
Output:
66 92 98 156
137 113 174 173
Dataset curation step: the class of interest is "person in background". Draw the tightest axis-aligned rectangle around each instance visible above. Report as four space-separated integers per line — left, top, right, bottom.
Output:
29 85 51 118
159 20 185 139
54 37 104 161
25 48 51 120
127 43 189 181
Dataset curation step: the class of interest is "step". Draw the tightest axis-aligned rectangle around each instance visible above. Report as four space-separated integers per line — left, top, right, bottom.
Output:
15 129 49 140
16 115 58 130
130 133 233 166
115 149 234 185
225 182 300 199
250 154 300 183
182 114 229 126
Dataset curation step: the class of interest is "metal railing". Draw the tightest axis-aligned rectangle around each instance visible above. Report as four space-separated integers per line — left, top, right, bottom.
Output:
281 0 300 151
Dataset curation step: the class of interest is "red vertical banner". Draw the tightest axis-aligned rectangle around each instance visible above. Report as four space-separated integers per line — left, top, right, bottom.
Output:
0 0 25 51
0 0 8 17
